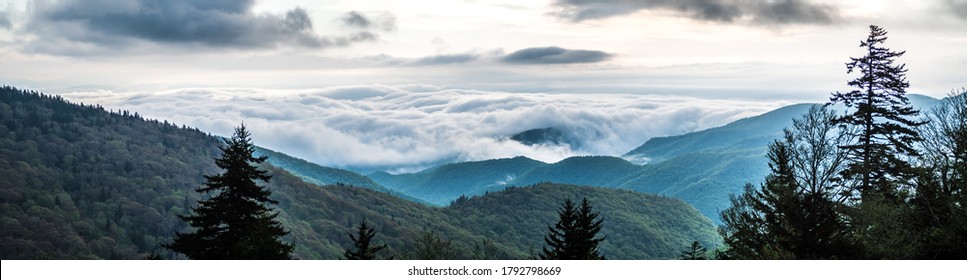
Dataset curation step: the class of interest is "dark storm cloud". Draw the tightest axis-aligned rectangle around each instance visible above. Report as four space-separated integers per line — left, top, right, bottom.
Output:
24 0 378 54
550 0 839 25
500 46 612 64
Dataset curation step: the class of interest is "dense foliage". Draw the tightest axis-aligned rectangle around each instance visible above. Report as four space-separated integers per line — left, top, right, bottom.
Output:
719 107 855 259
1 86 222 259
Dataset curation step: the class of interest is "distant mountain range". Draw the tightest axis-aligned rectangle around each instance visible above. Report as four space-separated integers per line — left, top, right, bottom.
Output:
0 86 717 259
365 94 941 223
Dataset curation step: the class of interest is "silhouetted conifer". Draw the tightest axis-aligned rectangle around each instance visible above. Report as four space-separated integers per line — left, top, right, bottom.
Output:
829 25 924 201
679 241 707 260
164 124 293 259
540 198 605 260
344 219 387 260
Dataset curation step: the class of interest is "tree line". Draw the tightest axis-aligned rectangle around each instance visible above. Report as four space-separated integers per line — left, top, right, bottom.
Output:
718 25 966 259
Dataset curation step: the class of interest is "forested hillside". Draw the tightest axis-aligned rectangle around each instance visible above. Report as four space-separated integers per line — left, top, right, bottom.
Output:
0 86 717 259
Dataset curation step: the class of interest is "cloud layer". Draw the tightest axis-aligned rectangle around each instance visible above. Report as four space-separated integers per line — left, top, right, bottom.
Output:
59 86 789 173
22 0 378 55
550 0 840 25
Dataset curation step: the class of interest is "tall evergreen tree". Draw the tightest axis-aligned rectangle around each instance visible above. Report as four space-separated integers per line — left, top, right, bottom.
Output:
829 25 924 201
164 124 293 259
344 219 388 260
540 198 605 260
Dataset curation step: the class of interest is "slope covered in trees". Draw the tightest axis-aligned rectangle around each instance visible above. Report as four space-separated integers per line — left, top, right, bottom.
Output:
0 86 717 259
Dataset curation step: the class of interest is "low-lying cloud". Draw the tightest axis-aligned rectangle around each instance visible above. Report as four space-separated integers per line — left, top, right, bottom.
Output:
550 0 840 26
59 86 789 173
501 46 612 64
22 0 378 55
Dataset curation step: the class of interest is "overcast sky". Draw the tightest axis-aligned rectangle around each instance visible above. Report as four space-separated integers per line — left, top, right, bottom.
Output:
1 0 964 171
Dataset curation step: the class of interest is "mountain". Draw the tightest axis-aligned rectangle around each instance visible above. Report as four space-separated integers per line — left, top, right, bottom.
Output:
255 147 385 190
254 147 428 204
510 127 577 147
368 156 544 205
624 103 812 164
0 86 717 259
444 183 720 259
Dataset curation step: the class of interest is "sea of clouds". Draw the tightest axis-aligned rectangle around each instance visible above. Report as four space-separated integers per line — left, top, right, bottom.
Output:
59 86 791 173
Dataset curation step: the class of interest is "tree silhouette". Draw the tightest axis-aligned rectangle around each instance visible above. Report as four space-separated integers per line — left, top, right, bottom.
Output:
164 124 293 259
344 219 388 260
679 241 707 260
829 24 924 201
540 198 605 260
909 90 967 259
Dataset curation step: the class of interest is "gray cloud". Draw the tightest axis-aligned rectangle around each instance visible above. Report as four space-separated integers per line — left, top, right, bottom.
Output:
410 53 480 65
550 0 839 25
0 11 10 29
58 86 787 173
23 0 378 54
948 0 967 19
340 10 396 31
501 46 611 64
342 11 372 28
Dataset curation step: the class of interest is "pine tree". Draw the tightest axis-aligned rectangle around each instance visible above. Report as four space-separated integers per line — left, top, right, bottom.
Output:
344 219 387 260
829 25 924 201
679 241 707 260
540 198 605 260
164 124 293 259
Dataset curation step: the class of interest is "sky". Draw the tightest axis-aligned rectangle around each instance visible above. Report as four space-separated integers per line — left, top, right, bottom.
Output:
1 0 965 172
